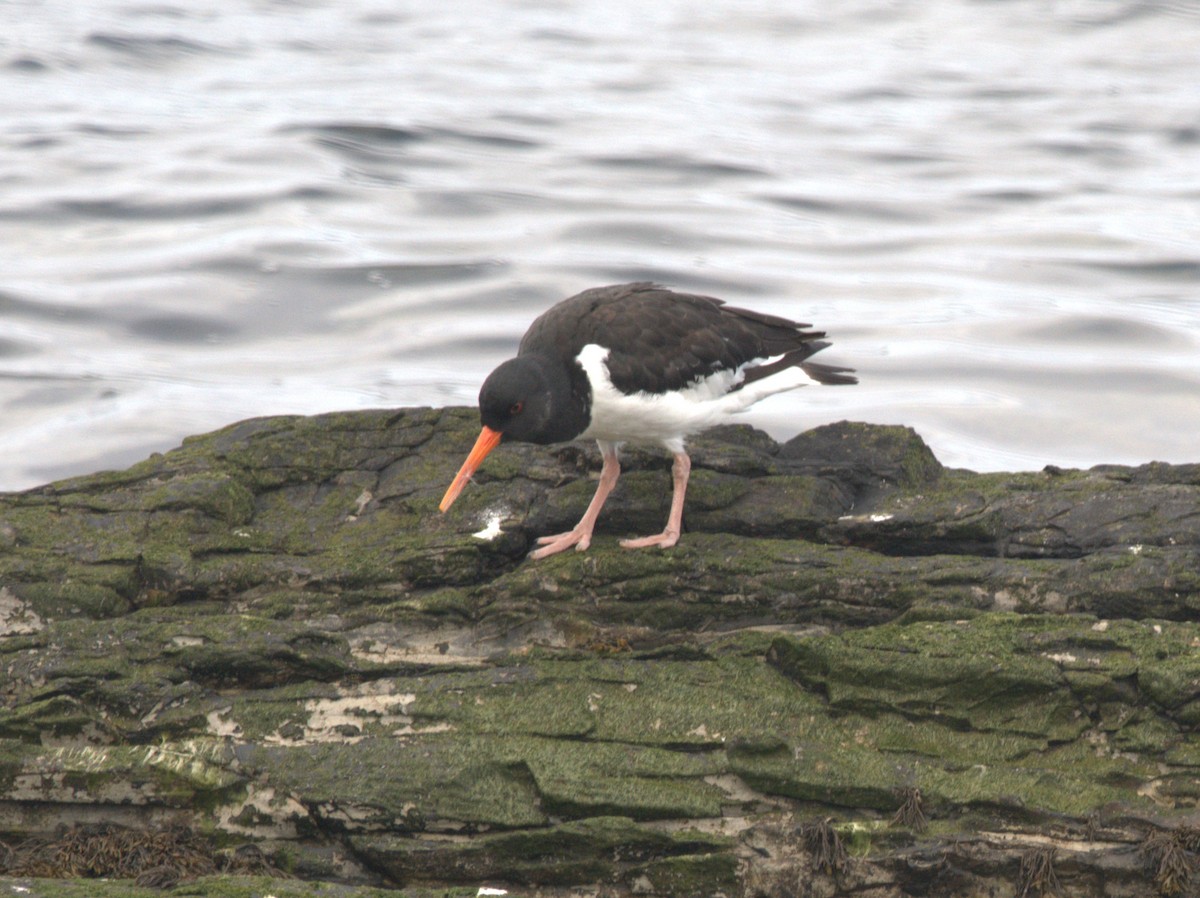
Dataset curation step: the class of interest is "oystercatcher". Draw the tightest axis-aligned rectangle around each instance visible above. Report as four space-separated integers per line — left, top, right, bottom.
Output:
439 282 856 559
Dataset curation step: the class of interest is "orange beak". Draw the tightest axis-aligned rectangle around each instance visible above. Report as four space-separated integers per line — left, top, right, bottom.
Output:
439 426 503 512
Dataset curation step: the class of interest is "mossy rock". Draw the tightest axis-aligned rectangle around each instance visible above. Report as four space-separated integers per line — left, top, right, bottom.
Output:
353 816 732 888
2 408 1199 896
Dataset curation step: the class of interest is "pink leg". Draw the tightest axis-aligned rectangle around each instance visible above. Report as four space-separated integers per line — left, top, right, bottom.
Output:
529 442 621 560
620 451 690 550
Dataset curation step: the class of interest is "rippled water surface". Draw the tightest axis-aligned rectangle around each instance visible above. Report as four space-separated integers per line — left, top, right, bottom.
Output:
3 0 1199 490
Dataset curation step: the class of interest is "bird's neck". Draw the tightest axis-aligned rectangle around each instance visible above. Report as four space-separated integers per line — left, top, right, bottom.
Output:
527 353 592 444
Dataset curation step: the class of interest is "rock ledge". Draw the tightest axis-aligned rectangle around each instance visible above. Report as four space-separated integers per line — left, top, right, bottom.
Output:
1 407 1198 897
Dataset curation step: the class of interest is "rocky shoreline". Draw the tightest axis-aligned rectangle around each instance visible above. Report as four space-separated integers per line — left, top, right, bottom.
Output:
1 406 1198 897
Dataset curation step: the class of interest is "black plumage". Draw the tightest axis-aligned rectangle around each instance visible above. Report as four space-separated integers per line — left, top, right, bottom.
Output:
518 282 853 399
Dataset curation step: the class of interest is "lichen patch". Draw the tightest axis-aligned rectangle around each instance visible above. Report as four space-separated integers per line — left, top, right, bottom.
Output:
0 586 45 635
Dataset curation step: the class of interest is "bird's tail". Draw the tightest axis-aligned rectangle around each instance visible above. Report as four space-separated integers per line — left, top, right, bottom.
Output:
801 360 858 385
741 341 857 388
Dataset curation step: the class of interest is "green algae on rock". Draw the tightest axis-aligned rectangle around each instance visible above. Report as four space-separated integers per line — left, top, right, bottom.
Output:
1 407 1199 896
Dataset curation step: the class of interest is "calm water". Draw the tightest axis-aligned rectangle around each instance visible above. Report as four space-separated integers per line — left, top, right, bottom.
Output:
3 0 1199 491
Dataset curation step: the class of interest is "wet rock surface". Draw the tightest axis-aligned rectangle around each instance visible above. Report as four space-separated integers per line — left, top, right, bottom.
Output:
1 406 1198 897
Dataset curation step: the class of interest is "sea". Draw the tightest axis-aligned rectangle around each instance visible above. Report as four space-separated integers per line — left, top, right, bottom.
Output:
3 0 1199 491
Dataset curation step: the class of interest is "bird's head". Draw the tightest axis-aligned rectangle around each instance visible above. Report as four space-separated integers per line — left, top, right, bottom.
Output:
478 357 555 442
439 357 554 512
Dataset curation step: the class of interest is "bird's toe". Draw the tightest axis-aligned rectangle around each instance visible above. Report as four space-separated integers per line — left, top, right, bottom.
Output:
619 530 680 550
529 529 591 560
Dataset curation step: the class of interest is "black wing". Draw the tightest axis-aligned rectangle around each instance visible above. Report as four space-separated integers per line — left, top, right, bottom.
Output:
519 283 854 395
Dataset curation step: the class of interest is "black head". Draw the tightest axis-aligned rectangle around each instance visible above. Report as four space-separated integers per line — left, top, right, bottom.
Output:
478 355 587 445
441 354 590 512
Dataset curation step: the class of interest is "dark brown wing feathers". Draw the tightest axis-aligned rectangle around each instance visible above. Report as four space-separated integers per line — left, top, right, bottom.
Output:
519 282 856 395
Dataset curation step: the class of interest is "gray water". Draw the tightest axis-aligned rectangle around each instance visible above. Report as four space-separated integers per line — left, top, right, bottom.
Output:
3 0 1199 491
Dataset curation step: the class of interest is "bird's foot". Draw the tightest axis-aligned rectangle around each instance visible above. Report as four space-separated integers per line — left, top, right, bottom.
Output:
619 530 680 550
529 528 593 560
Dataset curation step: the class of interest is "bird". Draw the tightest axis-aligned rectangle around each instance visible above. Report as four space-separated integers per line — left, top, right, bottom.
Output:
439 282 856 560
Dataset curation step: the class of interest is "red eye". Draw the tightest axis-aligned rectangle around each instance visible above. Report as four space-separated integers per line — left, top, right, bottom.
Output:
509 401 523 415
